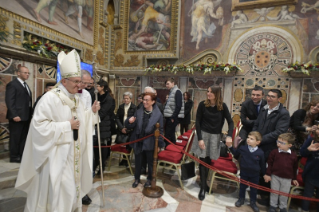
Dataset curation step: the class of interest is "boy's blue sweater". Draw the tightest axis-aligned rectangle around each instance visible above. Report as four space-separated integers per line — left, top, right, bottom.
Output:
229 145 266 176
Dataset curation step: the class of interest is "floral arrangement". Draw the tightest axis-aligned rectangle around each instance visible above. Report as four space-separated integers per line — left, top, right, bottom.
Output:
282 61 319 75
22 33 73 59
144 63 242 75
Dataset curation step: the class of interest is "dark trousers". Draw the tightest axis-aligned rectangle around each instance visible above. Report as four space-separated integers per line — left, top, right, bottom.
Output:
180 123 189 135
93 138 110 172
239 173 259 202
258 175 271 198
135 150 153 181
164 118 179 147
141 150 147 171
302 181 319 212
9 120 30 160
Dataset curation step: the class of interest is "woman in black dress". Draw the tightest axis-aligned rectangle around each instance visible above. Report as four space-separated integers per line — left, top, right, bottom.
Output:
191 86 234 201
180 92 193 135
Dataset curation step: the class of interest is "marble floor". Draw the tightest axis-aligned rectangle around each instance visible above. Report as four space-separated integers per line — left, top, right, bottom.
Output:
0 155 316 212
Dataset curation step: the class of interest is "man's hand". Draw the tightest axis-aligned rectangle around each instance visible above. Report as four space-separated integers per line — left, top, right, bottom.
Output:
199 140 205 150
69 117 80 130
121 128 127 134
92 100 100 113
13 116 21 122
246 117 250 120
171 118 174 123
129 116 136 124
307 140 319 151
264 175 271 182
292 180 299 186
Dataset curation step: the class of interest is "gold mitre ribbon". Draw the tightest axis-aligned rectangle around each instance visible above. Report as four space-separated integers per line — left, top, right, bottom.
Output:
58 49 81 79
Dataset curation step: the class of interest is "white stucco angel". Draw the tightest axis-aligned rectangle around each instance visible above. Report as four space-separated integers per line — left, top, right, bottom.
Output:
15 49 100 212
267 5 301 21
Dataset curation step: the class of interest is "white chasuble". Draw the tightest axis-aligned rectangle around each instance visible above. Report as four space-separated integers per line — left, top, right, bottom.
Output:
15 85 96 212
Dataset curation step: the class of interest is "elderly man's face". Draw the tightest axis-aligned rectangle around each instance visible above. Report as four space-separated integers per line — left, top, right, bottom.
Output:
80 74 91 90
62 77 81 94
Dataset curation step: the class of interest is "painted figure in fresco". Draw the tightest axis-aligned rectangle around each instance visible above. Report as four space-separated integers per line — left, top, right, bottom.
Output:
65 0 86 38
128 0 171 50
33 0 59 25
267 5 301 21
231 10 248 27
188 0 224 50
301 0 319 40
84 0 94 31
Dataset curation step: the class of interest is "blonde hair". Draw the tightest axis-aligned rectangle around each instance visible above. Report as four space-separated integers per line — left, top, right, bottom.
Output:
278 133 295 144
204 86 223 111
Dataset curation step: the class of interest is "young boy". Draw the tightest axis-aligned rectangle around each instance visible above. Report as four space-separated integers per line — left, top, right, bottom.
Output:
264 133 299 212
226 131 265 212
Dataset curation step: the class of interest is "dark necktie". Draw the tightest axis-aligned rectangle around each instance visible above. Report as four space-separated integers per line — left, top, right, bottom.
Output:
24 82 30 96
255 104 259 115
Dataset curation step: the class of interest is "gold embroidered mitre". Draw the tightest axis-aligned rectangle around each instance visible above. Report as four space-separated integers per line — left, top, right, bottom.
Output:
58 49 81 79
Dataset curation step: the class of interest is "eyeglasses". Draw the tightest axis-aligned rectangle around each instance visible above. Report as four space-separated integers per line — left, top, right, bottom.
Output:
66 78 82 85
81 81 91 85
277 140 287 145
267 95 277 99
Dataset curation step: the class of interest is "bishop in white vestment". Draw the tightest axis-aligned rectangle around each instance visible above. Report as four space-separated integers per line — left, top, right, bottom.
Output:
15 50 100 212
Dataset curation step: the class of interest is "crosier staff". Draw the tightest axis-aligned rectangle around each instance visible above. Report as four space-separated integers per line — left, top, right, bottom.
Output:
92 54 105 206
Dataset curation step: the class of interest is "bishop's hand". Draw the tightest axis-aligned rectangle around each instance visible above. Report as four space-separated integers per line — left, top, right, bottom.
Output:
70 117 80 130
92 100 100 113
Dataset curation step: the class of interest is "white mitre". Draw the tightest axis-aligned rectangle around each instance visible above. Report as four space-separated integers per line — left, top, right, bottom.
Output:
58 49 81 78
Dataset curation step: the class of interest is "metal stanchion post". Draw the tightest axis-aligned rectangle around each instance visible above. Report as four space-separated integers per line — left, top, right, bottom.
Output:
142 123 164 198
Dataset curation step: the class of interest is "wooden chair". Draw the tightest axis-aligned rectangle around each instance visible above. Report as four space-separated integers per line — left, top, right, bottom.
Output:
108 145 134 175
157 130 196 189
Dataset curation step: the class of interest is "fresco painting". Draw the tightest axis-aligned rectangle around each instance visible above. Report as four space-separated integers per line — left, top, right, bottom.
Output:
1 0 94 45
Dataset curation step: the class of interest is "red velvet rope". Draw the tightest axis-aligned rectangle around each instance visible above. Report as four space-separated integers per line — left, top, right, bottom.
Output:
93 133 319 202
159 134 319 203
93 134 154 148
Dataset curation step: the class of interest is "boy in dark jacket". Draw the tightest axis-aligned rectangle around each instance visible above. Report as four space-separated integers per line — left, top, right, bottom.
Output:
264 133 299 212
226 131 266 212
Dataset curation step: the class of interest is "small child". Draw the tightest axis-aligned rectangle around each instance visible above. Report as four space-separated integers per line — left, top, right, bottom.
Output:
264 133 299 212
226 131 265 212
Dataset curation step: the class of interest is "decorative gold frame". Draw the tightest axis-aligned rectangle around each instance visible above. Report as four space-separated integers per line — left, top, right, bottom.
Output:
122 0 178 56
0 0 101 50
232 0 298 11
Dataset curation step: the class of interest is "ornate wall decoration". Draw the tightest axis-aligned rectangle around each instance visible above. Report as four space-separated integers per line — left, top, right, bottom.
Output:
232 0 297 11
85 49 94 62
99 27 105 51
0 57 13 73
235 33 293 74
234 88 243 102
95 51 105 65
114 31 122 53
156 60 170 66
119 78 136 87
0 15 10 42
114 54 141 67
123 0 178 56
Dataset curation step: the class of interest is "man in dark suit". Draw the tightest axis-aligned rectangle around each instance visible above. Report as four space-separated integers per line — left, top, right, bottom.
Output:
5 66 32 163
239 86 267 141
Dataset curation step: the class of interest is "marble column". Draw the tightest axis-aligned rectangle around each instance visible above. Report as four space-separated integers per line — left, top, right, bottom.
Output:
223 78 233 132
179 77 188 93
288 79 302 114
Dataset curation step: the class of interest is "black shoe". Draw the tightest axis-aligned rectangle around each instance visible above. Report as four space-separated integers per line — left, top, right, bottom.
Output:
257 198 270 206
119 160 128 167
250 201 260 212
82 195 92 205
144 180 151 188
235 198 245 207
132 180 140 188
268 206 276 212
141 168 147 175
198 188 205 201
279 208 287 212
